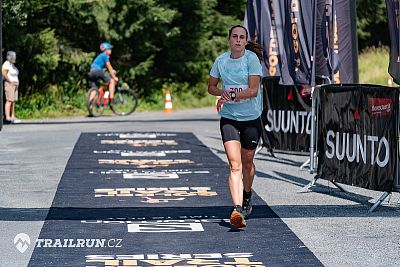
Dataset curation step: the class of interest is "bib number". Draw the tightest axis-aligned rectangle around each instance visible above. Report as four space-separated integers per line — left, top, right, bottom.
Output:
224 84 249 103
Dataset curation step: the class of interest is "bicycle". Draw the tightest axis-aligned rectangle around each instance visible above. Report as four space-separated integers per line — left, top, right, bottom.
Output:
86 80 138 117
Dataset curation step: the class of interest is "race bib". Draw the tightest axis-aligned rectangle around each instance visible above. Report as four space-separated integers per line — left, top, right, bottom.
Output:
224 84 249 104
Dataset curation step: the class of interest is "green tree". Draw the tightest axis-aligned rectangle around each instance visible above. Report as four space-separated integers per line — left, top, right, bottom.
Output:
356 0 389 49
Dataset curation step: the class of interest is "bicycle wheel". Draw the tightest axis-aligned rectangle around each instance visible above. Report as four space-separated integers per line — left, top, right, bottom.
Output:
86 88 105 117
111 88 138 116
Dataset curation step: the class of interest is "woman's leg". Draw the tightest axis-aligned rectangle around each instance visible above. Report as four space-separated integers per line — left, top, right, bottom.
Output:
223 140 244 206
240 119 262 192
242 148 256 192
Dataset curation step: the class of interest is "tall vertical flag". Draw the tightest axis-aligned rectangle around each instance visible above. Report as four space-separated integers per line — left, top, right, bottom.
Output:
315 0 334 80
244 0 261 41
332 0 359 83
282 0 317 86
387 0 400 85
245 0 357 85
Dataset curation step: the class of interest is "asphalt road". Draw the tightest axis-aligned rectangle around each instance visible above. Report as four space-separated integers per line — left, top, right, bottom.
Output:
1 108 399 267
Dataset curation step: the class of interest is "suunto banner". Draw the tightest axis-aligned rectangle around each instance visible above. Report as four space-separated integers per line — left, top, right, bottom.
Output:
317 84 398 192
387 0 400 85
261 78 311 152
332 0 359 83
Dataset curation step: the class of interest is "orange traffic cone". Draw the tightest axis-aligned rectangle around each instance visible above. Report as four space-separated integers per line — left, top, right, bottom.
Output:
163 90 174 113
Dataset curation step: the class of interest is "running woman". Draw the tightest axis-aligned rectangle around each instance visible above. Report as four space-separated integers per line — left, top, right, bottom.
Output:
208 25 263 228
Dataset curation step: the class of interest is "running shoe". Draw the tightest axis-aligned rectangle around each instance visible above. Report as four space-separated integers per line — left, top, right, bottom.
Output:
230 205 246 228
242 194 253 219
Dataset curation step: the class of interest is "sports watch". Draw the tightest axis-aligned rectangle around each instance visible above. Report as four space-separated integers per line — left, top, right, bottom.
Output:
229 91 237 101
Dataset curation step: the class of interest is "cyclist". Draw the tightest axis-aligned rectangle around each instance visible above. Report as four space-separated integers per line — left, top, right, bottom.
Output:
88 42 118 105
208 25 263 228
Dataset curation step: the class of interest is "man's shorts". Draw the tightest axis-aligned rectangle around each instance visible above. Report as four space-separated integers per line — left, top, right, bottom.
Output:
220 116 262 150
5 81 19 102
88 69 111 87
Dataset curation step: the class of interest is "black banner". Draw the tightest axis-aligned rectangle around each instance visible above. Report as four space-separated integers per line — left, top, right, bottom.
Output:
262 78 311 152
387 0 400 85
317 84 398 192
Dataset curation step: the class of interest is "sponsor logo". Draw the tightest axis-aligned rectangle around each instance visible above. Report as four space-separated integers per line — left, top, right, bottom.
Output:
82 215 221 222
97 133 176 138
36 238 122 248
82 219 230 233
268 0 279 76
325 130 390 167
85 253 264 267
265 110 312 134
369 98 393 117
90 169 209 175
291 0 301 69
94 187 217 203
101 140 178 147
14 233 31 253
98 159 195 168
123 172 180 179
89 169 209 180
93 150 191 157
127 221 204 233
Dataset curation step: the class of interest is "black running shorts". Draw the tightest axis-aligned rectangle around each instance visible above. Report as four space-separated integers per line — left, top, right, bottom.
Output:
220 116 262 150
88 69 111 88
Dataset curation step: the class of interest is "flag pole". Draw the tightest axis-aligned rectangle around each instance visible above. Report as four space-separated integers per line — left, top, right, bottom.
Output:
0 0 3 131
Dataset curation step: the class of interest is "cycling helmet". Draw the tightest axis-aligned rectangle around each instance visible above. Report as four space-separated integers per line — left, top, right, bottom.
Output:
100 42 113 52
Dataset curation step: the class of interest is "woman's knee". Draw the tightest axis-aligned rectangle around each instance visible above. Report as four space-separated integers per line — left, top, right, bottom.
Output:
229 161 242 173
242 161 255 171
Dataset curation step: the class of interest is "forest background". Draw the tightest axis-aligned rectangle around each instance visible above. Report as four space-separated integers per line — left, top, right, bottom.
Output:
2 0 392 118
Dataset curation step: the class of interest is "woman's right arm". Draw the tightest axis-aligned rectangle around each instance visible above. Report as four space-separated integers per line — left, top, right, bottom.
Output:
208 77 222 96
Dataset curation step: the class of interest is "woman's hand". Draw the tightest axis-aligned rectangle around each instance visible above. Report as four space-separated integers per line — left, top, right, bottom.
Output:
216 98 226 112
221 89 233 101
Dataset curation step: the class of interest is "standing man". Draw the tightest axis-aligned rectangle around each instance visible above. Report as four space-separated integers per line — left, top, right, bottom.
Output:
2 51 21 124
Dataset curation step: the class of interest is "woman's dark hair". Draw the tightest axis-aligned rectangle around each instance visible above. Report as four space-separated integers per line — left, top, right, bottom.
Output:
228 25 263 62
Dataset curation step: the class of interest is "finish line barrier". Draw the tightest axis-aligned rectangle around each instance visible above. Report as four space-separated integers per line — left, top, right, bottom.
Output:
260 77 330 170
260 77 312 155
306 84 400 212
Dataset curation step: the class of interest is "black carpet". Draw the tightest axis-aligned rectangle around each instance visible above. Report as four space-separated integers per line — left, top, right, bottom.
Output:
28 132 323 266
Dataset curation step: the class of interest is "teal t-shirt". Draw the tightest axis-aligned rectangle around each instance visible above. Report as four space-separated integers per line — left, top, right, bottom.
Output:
210 49 263 121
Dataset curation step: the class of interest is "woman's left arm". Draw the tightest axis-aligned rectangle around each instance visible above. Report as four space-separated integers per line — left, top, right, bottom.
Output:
235 75 260 100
